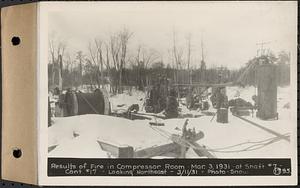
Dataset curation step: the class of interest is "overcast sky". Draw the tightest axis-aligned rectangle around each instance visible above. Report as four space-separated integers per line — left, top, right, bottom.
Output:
48 1 297 69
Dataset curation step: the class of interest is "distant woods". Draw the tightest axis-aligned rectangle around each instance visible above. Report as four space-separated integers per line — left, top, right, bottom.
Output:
48 29 291 94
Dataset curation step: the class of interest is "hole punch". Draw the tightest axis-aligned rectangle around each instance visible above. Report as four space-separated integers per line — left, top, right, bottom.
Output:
12 148 22 158
11 36 21 46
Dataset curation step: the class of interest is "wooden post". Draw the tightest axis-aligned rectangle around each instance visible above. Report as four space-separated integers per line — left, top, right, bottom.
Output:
180 145 187 158
58 54 63 91
217 108 228 123
256 64 277 120
48 97 51 127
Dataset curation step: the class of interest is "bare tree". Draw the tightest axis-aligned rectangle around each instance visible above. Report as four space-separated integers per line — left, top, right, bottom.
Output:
131 45 160 90
75 51 86 88
172 30 184 97
84 58 97 90
88 39 106 88
49 36 66 90
109 28 133 93
109 34 121 94
63 54 74 87
186 33 192 84
64 54 73 72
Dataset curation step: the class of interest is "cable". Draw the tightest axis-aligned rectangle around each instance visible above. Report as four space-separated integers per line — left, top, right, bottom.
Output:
147 120 290 156
171 132 290 154
205 135 290 153
211 133 290 151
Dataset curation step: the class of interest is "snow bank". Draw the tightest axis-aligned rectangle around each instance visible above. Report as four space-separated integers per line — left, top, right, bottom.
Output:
49 86 293 158
49 114 171 157
49 135 109 158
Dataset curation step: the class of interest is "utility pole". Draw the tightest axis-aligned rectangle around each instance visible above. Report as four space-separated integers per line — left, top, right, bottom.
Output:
201 39 204 63
256 41 271 56
58 54 63 91
200 39 206 83
186 34 192 85
172 29 180 101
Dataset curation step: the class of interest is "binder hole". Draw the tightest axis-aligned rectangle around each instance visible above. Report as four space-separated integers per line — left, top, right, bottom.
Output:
13 148 22 158
11 36 21 46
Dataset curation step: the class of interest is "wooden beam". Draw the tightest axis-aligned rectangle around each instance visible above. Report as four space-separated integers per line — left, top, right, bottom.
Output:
173 82 234 87
48 145 58 153
170 132 204 145
134 112 167 119
191 142 215 158
233 115 290 142
170 134 215 158
97 140 134 158
134 143 180 158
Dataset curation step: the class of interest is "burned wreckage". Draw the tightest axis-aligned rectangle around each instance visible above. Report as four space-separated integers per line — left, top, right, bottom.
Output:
48 55 281 158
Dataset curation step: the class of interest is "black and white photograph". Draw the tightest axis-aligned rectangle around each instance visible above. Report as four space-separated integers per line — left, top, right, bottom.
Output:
46 2 296 160
0 1 296 186
38 1 297 185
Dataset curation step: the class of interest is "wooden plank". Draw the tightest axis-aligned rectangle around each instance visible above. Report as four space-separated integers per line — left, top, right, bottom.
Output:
233 115 290 142
170 132 204 145
191 142 215 158
173 82 234 87
48 145 58 153
97 140 134 158
130 113 152 120
100 88 110 115
134 143 180 158
134 112 167 119
110 112 152 120
170 134 215 158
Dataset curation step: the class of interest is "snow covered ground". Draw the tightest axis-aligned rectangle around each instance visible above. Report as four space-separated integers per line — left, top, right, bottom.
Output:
48 86 293 158
109 89 145 114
